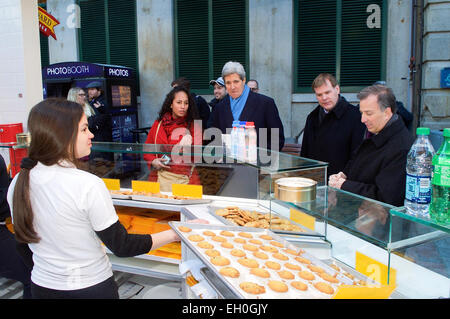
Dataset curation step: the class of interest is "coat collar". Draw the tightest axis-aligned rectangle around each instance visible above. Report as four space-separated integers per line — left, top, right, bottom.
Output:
313 95 348 119
223 90 258 121
369 116 404 148
332 96 349 119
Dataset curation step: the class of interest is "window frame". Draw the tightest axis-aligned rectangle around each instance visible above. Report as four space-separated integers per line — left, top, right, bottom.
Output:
293 0 387 94
76 0 140 93
173 0 249 95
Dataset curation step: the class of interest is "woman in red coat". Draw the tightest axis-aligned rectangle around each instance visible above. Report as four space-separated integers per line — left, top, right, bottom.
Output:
144 86 202 191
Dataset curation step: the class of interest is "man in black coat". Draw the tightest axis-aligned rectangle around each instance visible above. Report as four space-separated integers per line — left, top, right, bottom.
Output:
86 81 112 143
329 85 414 206
207 76 227 128
301 73 366 177
210 61 285 151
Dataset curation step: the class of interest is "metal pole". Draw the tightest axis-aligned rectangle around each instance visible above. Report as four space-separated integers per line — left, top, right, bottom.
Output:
410 0 424 132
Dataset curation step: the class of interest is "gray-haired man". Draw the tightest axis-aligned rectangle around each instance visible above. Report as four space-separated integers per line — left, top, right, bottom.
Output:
210 61 285 150
328 85 414 206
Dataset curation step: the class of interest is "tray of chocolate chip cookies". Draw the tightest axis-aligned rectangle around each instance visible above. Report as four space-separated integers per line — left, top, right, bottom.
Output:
208 204 320 237
169 221 358 299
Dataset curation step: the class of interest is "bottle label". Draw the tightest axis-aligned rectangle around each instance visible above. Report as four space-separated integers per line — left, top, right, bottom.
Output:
432 164 450 187
405 174 432 204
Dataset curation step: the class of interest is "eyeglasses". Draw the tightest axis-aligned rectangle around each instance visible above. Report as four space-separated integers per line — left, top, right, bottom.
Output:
250 88 258 92
78 93 86 96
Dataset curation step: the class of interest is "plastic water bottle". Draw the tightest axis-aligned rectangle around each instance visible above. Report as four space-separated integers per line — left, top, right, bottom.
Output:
246 122 257 163
230 121 239 158
237 121 246 160
404 127 435 216
430 128 450 224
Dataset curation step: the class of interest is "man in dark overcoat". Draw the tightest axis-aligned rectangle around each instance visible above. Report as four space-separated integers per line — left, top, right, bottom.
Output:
328 85 414 206
210 61 285 151
300 73 366 177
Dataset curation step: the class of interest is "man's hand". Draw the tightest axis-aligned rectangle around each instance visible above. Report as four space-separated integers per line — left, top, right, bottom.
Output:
93 101 102 109
329 171 346 189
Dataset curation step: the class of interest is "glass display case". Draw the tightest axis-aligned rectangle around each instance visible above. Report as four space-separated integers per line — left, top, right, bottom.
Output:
2 140 448 298
86 142 448 298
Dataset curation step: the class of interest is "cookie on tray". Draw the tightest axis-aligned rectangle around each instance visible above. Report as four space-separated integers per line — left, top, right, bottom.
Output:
278 270 295 280
314 282 335 295
205 249 221 257
238 232 253 239
239 282 266 295
269 241 284 248
202 230 216 237
230 249 246 257
268 280 288 293
272 253 289 261
178 226 191 233
318 272 340 284
291 281 308 291
234 238 246 244
284 263 302 271
197 241 214 249
249 239 263 245
308 264 326 274
250 268 271 278
295 256 311 265
243 244 259 252
253 251 269 260
237 258 259 268
188 235 204 242
210 256 230 266
264 261 281 270
212 235 227 242
260 245 278 253
221 242 234 249
259 234 273 241
220 230 234 237
283 248 304 256
219 267 240 278
298 270 315 281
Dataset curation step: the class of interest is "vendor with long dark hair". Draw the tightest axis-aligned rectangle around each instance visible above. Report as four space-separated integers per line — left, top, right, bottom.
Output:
7 98 206 298
144 86 202 191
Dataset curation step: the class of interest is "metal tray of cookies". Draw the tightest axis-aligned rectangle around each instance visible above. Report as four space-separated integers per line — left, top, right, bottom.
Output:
131 194 211 205
109 188 211 205
110 189 133 200
169 221 355 299
208 204 320 237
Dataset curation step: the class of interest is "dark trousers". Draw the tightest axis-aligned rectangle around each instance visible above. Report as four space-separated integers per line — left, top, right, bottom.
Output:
0 225 32 299
31 275 119 299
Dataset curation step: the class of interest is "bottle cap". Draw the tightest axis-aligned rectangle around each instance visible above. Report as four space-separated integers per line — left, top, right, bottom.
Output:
247 122 255 126
416 127 430 135
443 128 450 137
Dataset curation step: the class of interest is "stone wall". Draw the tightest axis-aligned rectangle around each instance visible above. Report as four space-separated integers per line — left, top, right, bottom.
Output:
420 0 450 130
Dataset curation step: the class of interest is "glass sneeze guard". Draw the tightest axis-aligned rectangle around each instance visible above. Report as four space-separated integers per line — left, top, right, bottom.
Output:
91 142 328 173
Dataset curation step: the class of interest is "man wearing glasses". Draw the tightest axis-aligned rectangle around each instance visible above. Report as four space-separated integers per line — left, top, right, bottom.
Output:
247 79 259 93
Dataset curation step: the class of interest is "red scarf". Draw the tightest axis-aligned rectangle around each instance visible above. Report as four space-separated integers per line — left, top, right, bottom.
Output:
161 112 190 140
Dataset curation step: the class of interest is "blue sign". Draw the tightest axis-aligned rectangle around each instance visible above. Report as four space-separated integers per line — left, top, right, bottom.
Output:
441 67 450 88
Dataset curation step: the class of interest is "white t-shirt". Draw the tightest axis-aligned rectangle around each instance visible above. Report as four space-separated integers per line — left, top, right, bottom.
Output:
7 161 118 290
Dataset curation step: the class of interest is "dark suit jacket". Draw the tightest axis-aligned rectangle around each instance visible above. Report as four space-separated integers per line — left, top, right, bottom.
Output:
342 117 414 206
210 91 285 150
301 96 366 176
